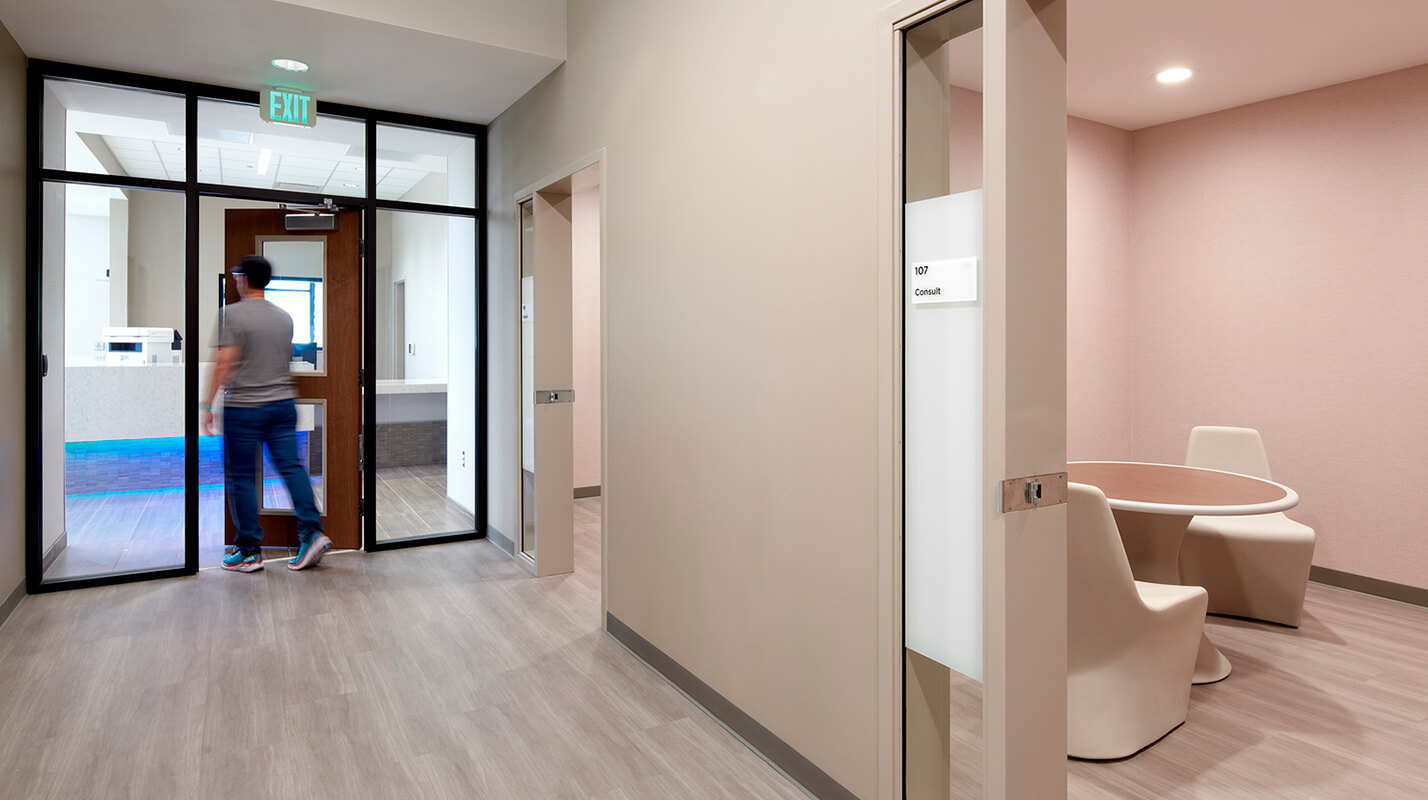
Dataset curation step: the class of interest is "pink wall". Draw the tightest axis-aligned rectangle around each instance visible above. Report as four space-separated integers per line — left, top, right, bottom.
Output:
1067 117 1136 461
953 88 1139 469
1127 65 1428 588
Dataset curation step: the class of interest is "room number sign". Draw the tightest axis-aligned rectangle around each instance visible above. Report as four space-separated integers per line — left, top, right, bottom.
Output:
910 256 979 304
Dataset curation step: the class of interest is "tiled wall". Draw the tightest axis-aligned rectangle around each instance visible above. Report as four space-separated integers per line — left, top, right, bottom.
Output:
64 436 224 494
64 420 443 495
375 421 446 467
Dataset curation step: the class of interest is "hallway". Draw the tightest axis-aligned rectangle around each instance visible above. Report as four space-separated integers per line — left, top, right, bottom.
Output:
0 499 808 799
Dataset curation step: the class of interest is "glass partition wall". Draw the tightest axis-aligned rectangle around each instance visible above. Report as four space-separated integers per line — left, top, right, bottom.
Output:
27 62 486 591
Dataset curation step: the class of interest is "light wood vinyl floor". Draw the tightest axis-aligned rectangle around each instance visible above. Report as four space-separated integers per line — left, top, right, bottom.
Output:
47 467 474 580
3 498 809 800
1069 582 1428 799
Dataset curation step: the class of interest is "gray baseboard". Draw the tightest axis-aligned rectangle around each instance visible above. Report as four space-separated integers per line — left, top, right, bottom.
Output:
0 579 25 632
41 531 67 572
606 613 857 800
486 524 515 556
1310 565 1428 608
574 485 602 499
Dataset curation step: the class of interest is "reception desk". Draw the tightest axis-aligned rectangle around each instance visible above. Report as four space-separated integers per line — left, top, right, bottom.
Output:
65 364 185 442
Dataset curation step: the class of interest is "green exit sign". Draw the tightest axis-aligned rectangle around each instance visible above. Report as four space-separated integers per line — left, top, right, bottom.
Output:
261 88 316 128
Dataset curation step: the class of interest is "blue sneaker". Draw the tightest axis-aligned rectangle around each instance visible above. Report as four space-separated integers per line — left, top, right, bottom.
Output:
288 533 332 571
221 551 263 573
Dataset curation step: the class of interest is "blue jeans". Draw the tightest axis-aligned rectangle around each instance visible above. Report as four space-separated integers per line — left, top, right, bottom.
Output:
224 399 323 555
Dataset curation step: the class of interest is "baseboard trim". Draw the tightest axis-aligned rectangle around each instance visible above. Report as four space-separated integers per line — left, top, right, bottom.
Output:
606 612 857 800
1310 566 1428 608
486 524 514 556
0 579 25 631
41 531 67 572
574 485 601 499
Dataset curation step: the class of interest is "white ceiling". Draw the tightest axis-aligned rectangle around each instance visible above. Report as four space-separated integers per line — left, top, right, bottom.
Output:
49 81 468 201
951 0 1428 130
0 0 566 125
6 1 1427 134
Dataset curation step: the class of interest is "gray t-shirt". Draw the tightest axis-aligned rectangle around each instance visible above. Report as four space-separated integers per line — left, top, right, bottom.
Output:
217 297 297 407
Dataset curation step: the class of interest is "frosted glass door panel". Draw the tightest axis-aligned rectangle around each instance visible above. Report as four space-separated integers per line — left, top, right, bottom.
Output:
905 189 984 680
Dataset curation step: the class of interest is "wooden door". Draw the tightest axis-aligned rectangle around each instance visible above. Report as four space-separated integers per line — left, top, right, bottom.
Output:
223 208 363 550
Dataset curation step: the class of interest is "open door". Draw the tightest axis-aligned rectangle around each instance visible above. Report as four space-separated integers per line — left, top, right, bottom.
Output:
221 208 363 551
518 189 576 577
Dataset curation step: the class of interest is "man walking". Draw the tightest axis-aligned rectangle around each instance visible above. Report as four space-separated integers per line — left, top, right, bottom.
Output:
203 255 332 573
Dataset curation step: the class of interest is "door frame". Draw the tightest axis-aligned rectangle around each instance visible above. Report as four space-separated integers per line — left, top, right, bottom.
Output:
25 59 488 592
880 1 1068 798
511 151 607 599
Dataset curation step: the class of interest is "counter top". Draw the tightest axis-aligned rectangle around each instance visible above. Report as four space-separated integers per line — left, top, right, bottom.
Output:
376 379 447 395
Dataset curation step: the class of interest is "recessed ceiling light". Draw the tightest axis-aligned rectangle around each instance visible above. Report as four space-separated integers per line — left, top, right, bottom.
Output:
1156 67 1193 84
343 182 358 188
271 58 309 73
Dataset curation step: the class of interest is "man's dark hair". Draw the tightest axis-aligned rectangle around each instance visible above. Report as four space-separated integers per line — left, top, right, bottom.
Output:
234 255 273 289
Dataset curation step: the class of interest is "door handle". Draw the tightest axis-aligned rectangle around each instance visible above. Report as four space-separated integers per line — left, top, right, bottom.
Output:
40 353 48 378
535 389 574 404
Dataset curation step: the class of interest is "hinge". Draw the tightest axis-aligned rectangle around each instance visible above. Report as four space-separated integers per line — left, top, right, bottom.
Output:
359 498 367 516
359 238 366 255
358 368 365 385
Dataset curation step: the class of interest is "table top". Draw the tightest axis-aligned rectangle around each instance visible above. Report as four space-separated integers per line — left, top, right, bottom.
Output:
1067 461 1298 516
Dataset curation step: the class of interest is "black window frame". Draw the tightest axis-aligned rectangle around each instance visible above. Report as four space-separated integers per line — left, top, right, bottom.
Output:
26 59 488 593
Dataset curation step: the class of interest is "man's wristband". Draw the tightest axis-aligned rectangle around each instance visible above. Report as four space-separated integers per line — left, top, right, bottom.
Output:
201 405 213 411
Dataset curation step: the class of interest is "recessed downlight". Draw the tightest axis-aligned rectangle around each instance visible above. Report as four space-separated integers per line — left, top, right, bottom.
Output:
1156 67 1193 84
271 58 309 73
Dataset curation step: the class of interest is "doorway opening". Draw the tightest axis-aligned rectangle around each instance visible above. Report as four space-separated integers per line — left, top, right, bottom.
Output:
515 160 602 581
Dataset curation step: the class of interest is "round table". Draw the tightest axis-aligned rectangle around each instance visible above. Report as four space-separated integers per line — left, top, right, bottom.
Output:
1066 461 1299 684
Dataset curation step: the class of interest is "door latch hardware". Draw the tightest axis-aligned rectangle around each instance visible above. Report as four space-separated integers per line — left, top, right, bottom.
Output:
535 389 575 404
1000 472 1068 513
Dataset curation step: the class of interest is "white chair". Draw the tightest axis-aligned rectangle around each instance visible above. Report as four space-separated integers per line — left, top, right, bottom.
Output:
1068 483 1207 760
1180 426 1316 627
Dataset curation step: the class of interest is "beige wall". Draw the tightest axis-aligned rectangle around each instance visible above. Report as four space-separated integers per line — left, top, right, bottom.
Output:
487 1 885 795
127 189 186 336
0 20 24 600
571 184 601 490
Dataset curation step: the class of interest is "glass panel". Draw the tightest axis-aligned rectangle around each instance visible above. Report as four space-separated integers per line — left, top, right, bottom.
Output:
376 124 477 206
373 209 477 541
42 182 187 581
43 79 187 181
259 239 327 372
519 199 536 557
197 98 366 197
903 2 985 796
258 401 326 514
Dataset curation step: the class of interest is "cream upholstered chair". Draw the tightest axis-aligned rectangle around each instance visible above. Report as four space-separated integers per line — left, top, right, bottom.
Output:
1180 426 1316 627
1068 483 1207 760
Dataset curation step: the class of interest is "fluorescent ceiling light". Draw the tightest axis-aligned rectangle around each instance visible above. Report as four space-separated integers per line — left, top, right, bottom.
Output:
1156 67 1193 84
271 58 309 73
257 148 272 176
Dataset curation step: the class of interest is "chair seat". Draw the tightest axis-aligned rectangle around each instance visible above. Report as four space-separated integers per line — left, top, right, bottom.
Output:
1135 580 1207 613
1186 511 1313 540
